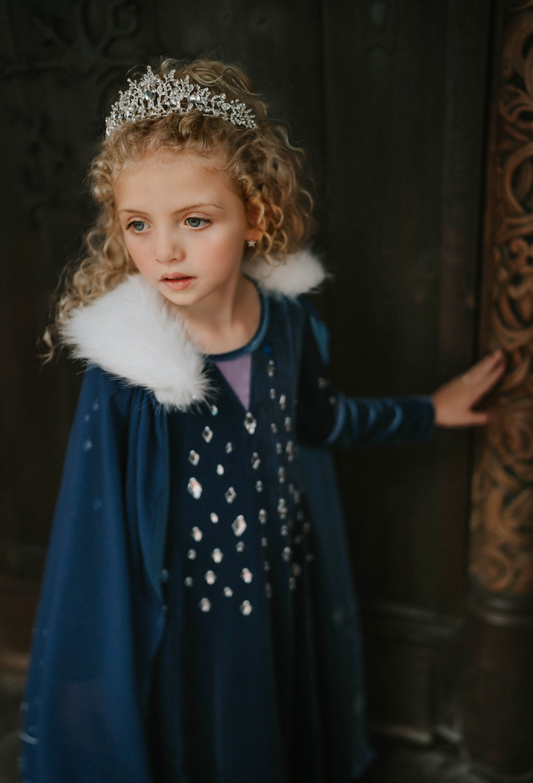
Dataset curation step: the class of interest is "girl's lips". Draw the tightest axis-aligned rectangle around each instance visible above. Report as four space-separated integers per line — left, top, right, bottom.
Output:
162 276 196 290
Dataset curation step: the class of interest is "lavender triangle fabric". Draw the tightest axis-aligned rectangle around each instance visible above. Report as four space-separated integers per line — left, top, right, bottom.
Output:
215 353 252 410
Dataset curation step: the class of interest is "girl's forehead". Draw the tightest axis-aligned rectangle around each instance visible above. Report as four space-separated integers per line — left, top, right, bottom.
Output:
113 150 242 207
119 150 224 179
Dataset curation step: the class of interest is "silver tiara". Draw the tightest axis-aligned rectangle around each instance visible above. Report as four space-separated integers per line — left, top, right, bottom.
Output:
105 66 256 136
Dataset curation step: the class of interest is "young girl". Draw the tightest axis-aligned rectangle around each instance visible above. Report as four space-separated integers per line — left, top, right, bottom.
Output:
21 59 504 783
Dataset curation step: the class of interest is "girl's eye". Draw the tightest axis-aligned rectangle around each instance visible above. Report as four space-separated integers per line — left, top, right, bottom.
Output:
185 217 209 229
127 220 148 232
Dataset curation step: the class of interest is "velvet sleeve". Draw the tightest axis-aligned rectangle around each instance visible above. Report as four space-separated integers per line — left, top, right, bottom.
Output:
296 299 435 448
21 366 169 783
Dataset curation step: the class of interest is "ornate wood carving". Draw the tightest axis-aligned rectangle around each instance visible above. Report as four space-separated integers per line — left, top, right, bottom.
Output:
470 0 533 594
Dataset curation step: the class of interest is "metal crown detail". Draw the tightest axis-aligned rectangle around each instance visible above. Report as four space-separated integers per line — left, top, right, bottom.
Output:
105 67 256 136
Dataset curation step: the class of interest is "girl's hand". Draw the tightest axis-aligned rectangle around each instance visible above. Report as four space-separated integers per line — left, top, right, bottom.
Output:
430 350 506 427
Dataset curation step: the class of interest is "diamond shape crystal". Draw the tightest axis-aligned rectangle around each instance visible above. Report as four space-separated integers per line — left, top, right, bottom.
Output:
244 413 257 434
202 426 213 442
187 478 203 499
225 487 236 503
232 515 247 536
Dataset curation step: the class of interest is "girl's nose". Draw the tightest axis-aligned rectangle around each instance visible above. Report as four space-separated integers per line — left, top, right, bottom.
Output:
154 230 184 264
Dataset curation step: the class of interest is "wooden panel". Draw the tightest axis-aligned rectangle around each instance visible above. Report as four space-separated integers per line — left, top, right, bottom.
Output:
322 0 492 614
362 602 464 745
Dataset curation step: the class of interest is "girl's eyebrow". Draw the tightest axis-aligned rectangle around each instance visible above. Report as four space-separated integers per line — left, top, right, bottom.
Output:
118 202 224 215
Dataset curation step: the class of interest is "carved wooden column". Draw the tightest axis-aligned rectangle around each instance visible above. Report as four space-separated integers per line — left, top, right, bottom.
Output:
466 1 533 777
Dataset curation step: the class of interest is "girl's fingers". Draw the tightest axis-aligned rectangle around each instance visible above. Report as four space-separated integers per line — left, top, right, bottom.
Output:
463 351 506 401
467 410 490 426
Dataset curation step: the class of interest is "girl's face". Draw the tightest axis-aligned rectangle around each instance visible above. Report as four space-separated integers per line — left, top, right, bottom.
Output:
114 151 256 309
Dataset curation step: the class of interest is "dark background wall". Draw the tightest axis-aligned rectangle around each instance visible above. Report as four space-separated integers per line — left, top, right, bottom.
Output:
0 0 495 769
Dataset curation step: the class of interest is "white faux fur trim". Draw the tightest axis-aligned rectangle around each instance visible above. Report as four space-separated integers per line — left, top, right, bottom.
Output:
61 251 326 411
243 249 327 296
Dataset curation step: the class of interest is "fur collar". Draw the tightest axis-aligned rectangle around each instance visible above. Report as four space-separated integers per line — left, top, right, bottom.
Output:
61 250 326 411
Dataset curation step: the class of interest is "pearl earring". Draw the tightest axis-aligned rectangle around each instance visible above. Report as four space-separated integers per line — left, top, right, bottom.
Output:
247 239 256 247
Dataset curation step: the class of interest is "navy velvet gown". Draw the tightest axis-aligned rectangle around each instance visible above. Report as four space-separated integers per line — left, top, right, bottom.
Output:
150 292 433 783
21 288 434 783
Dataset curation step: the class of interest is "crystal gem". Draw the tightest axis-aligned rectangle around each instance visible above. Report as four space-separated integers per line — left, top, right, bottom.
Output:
205 570 217 585
236 541 245 552
258 509 268 524
267 360 275 377
187 477 203 499
285 417 292 432
256 481 264 492
303 522 312 533
191 526 203 542
160 569 169 582
281 525 289 536
306 553 315 562
211 513 219 523
271 423 278 434
294 534 303 545
282 547 292 562
232 515 247 536
244 412 257 434
187 549 197 560
185 577 193 586
211 405 219 416
292 563 302 576
289 577 297 591
251 453 261 469
329 396 337 406
286 441 295 461
224 586 233 597
241 568 253 583
278 498 288 519
261 537 268 547
294 491 301 504
288 483 295 494
297 510 305 521
278 467 285 483
199 598 211 612
270 388 276 399
225 442 233 453
276 443 283 455
318 377 330 389
264 561 271 571
279 395 287 410
202 426 213 442
266 583 273 598
225 487 237 503
212 548 223 563
240 600 253 615
216 464 224 475
188 450 200 466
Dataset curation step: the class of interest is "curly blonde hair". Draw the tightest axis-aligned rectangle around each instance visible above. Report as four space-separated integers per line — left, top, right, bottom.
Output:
42 58 314 360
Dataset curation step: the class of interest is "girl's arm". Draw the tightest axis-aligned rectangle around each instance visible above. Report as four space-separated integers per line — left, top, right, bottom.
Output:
296 300 504 449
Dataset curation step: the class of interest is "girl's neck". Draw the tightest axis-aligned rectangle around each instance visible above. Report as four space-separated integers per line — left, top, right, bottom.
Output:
175 273 261 356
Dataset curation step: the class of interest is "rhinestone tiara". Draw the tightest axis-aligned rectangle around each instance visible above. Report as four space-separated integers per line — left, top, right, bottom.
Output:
105 66 256 136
